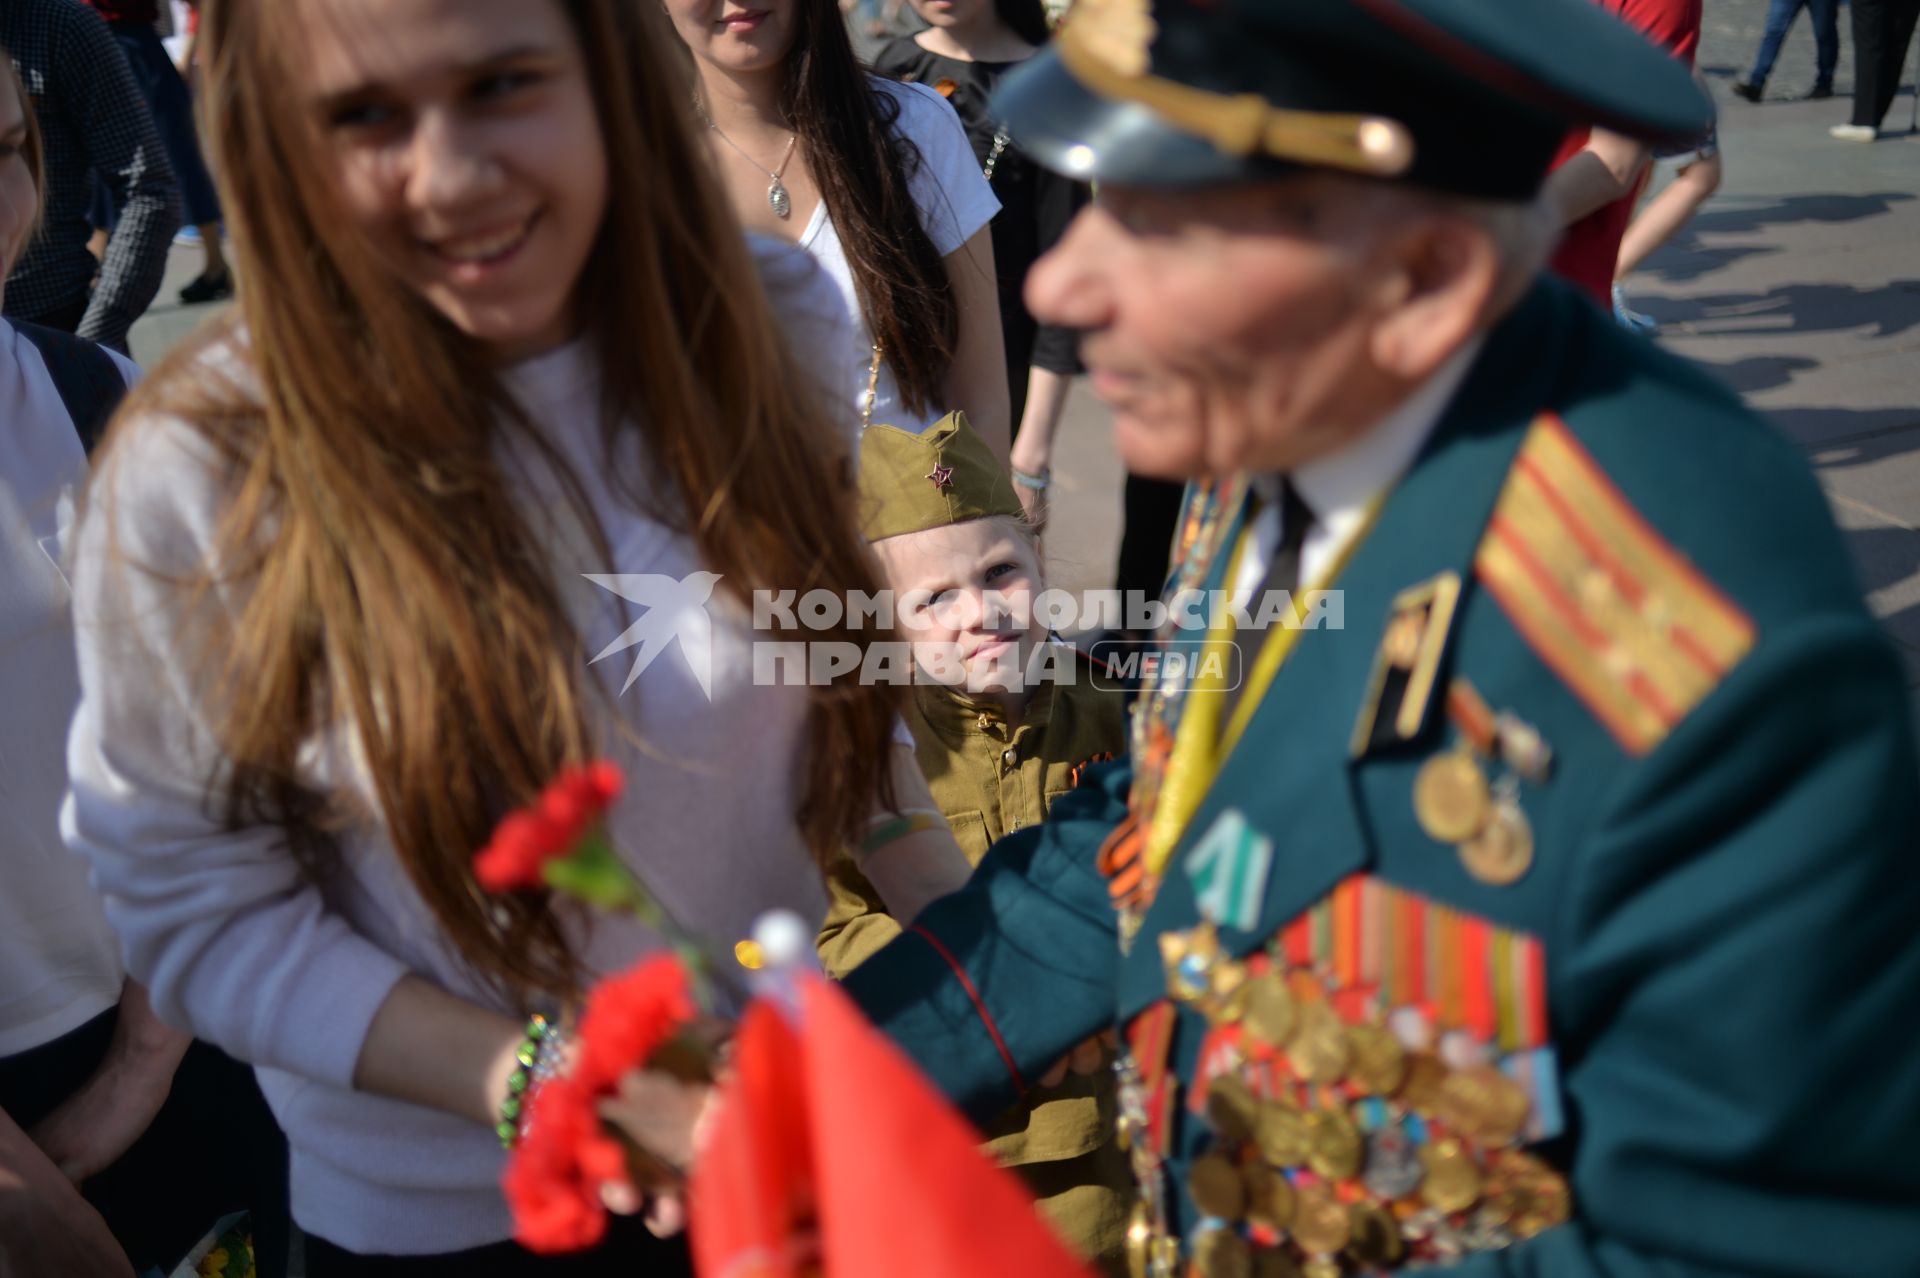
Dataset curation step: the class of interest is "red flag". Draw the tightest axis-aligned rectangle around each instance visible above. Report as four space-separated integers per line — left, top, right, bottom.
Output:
690 977 1097 1278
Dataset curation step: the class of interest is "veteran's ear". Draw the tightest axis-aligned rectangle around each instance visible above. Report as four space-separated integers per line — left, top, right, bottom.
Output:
1364 212 1501 386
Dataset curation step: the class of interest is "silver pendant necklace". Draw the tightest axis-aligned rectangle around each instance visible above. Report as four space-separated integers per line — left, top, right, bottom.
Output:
707 122 799 219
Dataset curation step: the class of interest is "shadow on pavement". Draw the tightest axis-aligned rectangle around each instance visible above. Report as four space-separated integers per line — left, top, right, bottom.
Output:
1646 279 1920 338
1834 526 1920 635
1639 242 1781 284
1804 414 1920 462
1686 352 1821 395
1684 191 1917 236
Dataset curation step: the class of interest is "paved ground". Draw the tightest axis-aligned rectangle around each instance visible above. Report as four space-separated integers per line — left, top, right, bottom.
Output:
128 0 1920 726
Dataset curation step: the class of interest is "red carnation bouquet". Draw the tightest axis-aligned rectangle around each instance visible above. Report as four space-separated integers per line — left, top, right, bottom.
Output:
477 765 1095 1278
475 763 722 1253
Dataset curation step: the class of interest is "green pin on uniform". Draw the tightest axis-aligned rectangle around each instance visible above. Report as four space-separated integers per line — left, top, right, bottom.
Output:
1184 808 1272 932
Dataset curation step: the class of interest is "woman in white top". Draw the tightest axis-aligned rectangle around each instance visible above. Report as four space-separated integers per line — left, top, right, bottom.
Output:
667 0 1012 454
0 54 136 1278
60 0 968 1272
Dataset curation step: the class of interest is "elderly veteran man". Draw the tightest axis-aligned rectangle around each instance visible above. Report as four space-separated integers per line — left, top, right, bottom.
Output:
615 0 1920 1271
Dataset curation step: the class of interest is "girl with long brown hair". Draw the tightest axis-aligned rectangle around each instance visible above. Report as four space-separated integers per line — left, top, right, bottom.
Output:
666 0 1012 458
61 0 968 1271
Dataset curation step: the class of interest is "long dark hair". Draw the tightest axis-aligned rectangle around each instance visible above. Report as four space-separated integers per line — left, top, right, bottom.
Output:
784 0 955 417
995 0 1051 49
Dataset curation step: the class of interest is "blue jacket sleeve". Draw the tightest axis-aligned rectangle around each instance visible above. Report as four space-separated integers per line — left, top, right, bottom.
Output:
1450 616 1920 1276
841 761 1129 1124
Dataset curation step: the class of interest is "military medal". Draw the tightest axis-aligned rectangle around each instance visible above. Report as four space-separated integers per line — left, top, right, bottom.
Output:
1438 1065 1531 1148
1187 1153 1248 1220
1493 712 1553 782
1254 1099 1311 1167
1160 923 1226 1004
1176 875 1573 1269
1413 679 1554 887
1251 1246 1303 1278
1419 1139 1485 1213
1289 1184 1351 1255
1347 1201 1407 1267
1459 797 1534 886
1205 1075 1260 1144
1413 748 1491 844
1241 970 1297 1047
1361 1124 1427 1200
1288 1001 1352 1085
1305 1105 1364 1180
1162 925 1253 1024
1490 1150 1571 1238
1193 1227 1253 1278
1243 1163 1295 1230
1346 1022 1408 1094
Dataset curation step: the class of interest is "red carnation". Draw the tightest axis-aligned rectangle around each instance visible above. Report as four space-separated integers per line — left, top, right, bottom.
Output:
474 762 625 893
574 957 700 1090
503 955 698 1254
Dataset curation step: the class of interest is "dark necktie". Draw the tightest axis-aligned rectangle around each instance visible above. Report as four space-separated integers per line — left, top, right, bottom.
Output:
1221 479 1315 732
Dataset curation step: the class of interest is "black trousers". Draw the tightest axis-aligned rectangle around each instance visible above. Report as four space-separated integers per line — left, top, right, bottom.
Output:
1114 473 1186 622
1849 0 1920 126
0 1010 292 1277
304 1216 692 1277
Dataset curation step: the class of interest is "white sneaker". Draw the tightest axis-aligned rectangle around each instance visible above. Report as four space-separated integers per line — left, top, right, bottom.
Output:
1829 124 1878 142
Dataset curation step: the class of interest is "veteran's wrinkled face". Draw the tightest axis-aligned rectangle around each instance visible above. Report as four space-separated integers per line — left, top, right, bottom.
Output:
1026 175 1446 480
294 0 609 362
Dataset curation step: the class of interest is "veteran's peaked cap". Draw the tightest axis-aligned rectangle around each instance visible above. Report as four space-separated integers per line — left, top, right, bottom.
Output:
992 0 1714 198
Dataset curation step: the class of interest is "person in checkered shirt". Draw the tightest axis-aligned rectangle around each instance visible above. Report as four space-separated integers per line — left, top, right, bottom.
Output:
1 0 177 353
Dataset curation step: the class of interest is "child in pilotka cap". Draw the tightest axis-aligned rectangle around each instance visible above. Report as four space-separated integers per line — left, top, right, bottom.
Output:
818 413 1130 1274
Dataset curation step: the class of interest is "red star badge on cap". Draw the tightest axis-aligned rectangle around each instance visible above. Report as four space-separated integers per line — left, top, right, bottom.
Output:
927 464 954 489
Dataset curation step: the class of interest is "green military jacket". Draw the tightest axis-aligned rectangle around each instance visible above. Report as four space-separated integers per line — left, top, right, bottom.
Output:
843 279 1920 1276
819 674 1132 1269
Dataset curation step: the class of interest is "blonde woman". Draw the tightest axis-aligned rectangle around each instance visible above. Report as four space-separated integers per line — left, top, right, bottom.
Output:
61 0 967 1271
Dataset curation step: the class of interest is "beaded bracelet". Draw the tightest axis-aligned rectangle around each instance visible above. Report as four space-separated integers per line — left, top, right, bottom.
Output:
496 1012 559 1149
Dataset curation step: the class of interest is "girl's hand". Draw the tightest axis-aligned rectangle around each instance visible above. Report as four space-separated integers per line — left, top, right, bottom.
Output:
0 1109 133 1277
598 1068 719 1237
31 983 190 1183
1036 1028 1119 1087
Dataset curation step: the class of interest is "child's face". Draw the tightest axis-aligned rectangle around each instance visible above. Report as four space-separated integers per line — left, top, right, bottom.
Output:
875 517 1044 697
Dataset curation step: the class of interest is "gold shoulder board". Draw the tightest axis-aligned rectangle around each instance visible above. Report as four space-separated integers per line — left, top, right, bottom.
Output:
1473 414 1755 756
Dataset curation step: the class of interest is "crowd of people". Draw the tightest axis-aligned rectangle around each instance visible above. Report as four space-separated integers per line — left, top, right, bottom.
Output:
1726 0 1920 139
1 0 1916 1276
